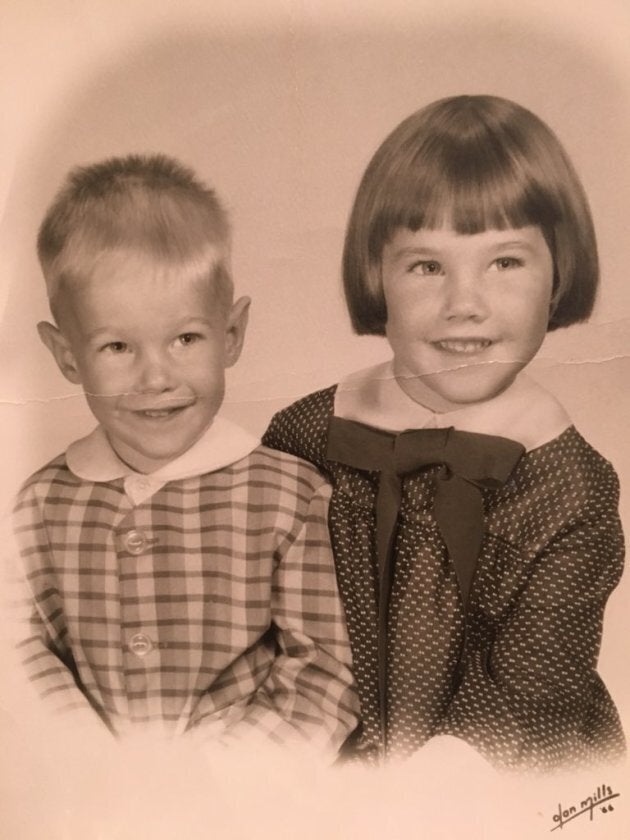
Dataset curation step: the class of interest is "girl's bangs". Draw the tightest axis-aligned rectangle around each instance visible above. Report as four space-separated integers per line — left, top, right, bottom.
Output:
371 141 561 257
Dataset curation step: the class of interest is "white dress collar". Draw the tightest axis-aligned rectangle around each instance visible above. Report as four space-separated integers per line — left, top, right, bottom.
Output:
66 417 260 505
334 360 570 452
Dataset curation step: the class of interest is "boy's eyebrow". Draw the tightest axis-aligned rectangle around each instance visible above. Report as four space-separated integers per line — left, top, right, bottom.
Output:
84 316 216 340
171 316 216 329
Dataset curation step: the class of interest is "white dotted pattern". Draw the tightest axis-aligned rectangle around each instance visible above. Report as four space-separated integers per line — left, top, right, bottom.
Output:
262 386 626 771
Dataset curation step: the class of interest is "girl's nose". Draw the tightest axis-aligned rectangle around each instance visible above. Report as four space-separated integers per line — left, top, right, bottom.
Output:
440 273 490 322
136 351 176 393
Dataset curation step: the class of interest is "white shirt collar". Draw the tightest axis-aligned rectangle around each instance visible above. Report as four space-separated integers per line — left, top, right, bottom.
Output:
66 417 260 505
334 360 570 452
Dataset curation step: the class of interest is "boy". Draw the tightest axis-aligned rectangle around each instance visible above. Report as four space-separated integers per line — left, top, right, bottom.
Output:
11 154 358 753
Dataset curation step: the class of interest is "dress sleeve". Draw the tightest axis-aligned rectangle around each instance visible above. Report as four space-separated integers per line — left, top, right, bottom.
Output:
8 486 113 731
439 490 626 771
194 481 360 759
262 388 335 472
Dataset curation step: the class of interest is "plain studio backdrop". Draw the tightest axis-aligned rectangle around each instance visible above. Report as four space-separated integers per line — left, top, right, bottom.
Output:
1 2 629 838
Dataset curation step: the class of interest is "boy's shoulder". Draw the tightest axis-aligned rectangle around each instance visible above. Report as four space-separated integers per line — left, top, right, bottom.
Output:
15 452 78 503
232 443 330 495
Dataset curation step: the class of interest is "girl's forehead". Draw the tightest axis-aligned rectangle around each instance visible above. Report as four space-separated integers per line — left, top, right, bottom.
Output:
376 150 560 240
406 192 538 232
383 224 550 257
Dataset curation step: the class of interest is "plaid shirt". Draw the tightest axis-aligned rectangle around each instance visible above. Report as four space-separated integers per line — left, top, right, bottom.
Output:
11 419 358 753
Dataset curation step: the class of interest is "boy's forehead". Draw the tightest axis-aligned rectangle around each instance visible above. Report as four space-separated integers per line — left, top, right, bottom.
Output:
54 246 228 325
61 245 222 291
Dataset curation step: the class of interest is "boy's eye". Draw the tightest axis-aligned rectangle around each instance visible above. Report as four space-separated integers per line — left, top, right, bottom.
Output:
493 256 522 270
176 332 203 346
101 341 129 354
410 260 443 276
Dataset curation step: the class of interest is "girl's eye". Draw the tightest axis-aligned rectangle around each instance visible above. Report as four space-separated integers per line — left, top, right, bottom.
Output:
176 332 203 346
101 341 128 354
494 256 522 270
410 260 443 276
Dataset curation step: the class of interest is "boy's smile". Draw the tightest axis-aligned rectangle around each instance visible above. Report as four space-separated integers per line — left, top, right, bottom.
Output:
381 225 554 410
40 252 249 473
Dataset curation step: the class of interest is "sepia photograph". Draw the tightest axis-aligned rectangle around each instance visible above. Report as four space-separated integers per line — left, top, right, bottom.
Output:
1 1 629 837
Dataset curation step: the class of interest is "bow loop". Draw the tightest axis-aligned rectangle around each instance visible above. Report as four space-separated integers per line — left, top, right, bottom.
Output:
394 427 450 475
327 417 524 607
399 427 522 484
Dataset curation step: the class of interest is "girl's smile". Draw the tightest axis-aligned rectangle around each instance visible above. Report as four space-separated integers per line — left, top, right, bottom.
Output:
381 225 554 410
430 337 493 354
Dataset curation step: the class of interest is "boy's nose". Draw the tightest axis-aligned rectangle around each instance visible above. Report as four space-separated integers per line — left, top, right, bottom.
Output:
136 351 176 393
440 273 490 322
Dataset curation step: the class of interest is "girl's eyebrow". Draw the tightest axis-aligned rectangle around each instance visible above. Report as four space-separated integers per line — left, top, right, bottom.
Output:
387 246 442 260
489 239 536 251
388 238 537 261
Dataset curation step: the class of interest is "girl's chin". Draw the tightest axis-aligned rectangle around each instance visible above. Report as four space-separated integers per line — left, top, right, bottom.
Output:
396 366 519 412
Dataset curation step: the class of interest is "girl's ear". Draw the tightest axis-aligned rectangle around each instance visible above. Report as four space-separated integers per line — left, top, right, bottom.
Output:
37 321 82 384
224 296 251 368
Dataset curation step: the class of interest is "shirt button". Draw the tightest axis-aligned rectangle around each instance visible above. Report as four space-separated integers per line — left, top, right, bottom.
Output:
124 529 147 555
129 633 153 657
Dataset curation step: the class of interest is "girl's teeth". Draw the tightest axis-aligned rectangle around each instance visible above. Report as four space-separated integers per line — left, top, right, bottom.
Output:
143 409 173 417
436 340 490 353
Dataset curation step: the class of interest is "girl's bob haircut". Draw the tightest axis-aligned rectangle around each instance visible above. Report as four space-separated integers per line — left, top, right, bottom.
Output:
343 94 598 335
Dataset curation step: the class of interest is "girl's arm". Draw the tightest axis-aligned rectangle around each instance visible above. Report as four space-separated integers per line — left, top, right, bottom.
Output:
261 387 335 472
439 494 625 772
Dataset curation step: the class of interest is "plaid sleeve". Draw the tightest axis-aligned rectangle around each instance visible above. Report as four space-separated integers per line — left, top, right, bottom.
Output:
9 478 112 730
201 480 359 756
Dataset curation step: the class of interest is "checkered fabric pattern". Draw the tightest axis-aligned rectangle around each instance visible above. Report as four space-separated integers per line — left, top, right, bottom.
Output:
12 445 359 752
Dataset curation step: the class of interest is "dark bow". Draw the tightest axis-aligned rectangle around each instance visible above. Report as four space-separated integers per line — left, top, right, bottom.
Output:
327 416 524 748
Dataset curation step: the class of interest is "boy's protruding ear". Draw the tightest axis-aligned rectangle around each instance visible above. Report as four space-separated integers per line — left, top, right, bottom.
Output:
37 321 82 384
224 296 251 368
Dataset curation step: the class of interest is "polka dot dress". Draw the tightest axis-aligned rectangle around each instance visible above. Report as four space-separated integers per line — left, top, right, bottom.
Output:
262 386 626 772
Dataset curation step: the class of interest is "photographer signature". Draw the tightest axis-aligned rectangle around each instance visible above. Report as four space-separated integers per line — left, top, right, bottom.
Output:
550 783 620 831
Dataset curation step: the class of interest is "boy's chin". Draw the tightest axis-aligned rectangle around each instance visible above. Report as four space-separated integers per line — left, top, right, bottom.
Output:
108 431 212 473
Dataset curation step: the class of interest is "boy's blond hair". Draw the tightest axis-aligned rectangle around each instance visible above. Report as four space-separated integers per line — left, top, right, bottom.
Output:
38 154 233 322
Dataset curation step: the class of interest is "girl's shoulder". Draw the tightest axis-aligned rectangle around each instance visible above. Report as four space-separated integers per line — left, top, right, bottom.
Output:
262 385 338 467
516 424 620 504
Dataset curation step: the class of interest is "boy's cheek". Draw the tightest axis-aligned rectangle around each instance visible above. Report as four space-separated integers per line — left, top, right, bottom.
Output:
78 363 129 397
84 392 123 421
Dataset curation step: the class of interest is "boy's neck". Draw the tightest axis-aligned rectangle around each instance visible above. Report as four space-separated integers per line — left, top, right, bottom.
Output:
103 424 215 475
66 418 261 486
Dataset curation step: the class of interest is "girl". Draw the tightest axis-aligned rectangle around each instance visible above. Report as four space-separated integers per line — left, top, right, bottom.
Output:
262 95 626 772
